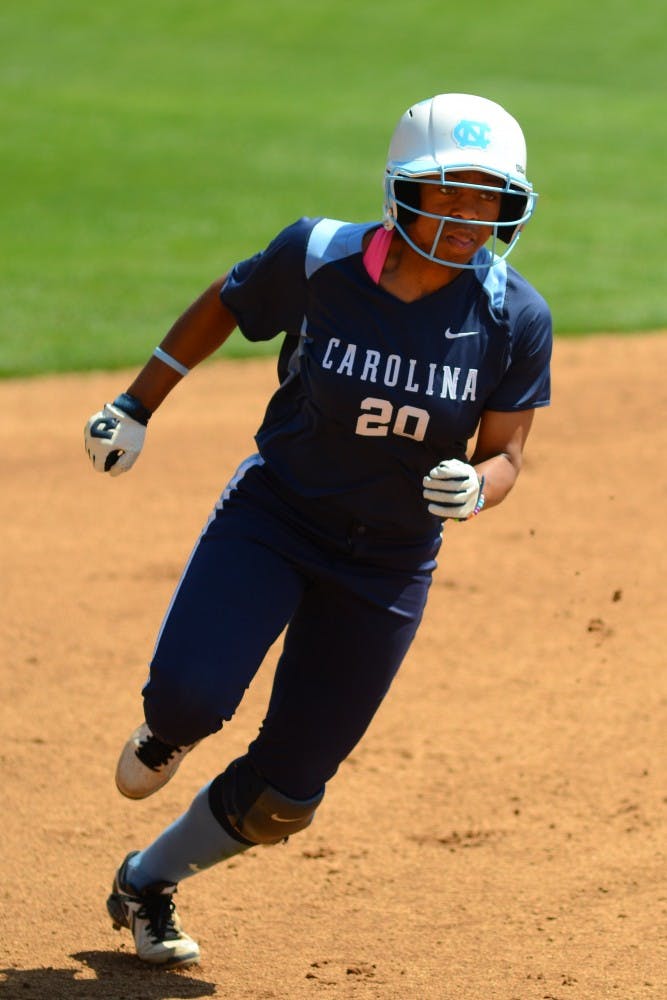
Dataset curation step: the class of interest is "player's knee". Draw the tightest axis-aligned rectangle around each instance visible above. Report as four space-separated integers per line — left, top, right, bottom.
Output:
143 677 221 748
209 755 324 846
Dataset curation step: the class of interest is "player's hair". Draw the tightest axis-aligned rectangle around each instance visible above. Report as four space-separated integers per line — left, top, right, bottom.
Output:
395 179 420 227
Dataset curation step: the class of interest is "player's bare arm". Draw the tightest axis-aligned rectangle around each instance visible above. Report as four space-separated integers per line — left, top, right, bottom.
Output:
83 276 237 475
422 410 536 520
125 275 237 414
470 407 536 509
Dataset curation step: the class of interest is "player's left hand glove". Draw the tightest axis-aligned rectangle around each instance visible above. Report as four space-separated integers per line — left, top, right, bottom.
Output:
422 458 484 519
84 394 150 476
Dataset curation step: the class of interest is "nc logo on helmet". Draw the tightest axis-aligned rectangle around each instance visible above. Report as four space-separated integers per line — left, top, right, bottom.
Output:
452 119 491 150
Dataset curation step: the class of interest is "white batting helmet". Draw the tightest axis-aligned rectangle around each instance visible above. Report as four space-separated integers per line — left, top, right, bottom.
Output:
383 93 537 267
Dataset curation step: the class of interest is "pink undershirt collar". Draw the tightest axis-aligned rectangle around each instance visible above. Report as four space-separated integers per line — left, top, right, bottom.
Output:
362 227 394 284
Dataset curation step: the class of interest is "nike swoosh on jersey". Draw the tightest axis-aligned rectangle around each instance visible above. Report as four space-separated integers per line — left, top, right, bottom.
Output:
445 327 479 339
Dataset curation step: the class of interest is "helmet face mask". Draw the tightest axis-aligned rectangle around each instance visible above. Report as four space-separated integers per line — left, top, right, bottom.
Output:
384 94 537 268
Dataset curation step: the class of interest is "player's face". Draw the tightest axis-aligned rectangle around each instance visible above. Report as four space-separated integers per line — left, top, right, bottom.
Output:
408 170 503 265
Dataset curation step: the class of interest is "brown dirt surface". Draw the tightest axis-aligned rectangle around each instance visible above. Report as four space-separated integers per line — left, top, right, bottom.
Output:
1 332 666 1000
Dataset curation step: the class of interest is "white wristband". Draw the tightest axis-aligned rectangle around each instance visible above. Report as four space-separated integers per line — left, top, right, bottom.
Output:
153 346 189 377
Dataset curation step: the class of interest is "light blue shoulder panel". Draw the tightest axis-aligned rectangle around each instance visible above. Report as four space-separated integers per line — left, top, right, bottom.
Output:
305 219 376 279
474 249 508 315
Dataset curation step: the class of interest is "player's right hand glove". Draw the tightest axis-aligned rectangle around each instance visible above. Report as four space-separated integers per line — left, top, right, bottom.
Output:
84 394 151 476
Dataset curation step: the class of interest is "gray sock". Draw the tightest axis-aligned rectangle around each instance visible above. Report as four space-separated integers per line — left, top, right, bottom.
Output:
126 781 250 889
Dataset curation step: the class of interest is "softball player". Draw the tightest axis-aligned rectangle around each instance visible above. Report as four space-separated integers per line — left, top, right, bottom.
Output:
84 93 552 967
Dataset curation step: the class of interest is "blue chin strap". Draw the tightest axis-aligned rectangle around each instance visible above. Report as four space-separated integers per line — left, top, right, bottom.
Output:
385 173 536 270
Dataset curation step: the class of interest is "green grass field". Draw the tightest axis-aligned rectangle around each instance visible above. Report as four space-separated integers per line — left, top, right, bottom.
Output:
2 0 665 376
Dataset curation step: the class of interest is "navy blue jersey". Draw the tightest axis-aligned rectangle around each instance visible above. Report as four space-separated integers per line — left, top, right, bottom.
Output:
220 217 551 540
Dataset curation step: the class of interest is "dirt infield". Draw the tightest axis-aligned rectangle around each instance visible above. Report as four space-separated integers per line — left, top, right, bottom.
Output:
1 332 666 999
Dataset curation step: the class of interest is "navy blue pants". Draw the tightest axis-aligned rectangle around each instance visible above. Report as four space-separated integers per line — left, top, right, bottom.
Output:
142 459 439 800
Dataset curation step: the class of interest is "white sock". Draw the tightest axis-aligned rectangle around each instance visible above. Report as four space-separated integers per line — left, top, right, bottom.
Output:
126 781 250 889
